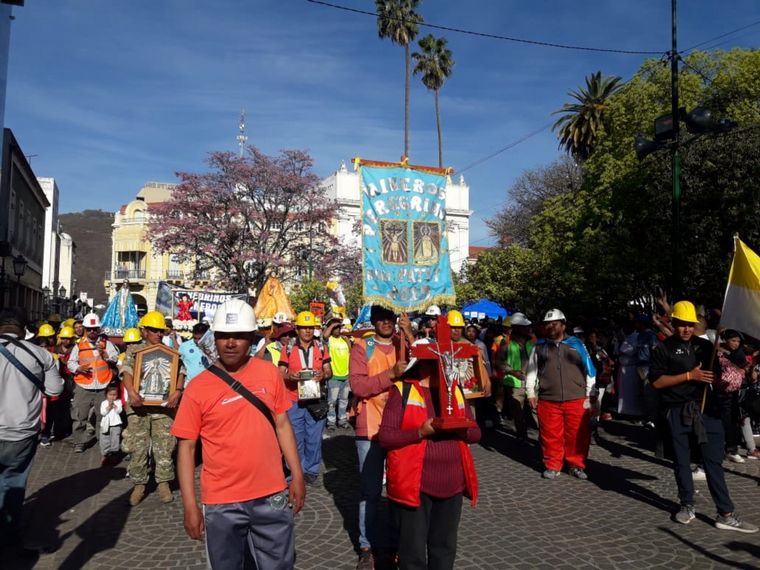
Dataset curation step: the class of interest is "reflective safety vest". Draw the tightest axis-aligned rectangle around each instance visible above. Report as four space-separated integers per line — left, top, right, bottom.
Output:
73 338 113 388
266 341 282 364
385 380 478 508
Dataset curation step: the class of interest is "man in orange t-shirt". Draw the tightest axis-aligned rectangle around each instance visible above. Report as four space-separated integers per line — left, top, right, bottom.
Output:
172 300 304 570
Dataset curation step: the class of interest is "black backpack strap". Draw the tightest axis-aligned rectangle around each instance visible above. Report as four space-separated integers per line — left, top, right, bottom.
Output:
207 364 276 432
0 343 46 392
0 334 46 371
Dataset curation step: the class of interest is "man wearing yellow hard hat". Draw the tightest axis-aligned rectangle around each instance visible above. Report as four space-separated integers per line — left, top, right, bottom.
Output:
278 311 332 486
650 300 758 532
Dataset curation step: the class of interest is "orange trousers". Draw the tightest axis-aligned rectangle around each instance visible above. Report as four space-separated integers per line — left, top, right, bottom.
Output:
537 398 590 471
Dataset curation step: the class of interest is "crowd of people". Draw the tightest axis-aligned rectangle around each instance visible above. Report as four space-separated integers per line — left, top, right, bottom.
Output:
2 293 760 568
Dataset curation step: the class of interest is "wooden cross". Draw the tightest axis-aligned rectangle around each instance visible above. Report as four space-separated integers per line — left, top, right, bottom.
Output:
410 315 478 430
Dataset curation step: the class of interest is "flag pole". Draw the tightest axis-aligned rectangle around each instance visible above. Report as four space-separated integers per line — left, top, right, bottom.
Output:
701 233 740 413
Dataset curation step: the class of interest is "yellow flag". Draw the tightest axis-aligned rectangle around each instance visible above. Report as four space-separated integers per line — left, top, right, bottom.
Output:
721 238 760 339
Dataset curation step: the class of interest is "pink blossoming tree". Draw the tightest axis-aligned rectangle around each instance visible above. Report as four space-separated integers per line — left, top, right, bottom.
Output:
148 147 357 295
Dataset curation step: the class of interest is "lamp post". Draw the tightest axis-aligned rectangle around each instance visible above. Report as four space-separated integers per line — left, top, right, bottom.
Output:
11 254 27 307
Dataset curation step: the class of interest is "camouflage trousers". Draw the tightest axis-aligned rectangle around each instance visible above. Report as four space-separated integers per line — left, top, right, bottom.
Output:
122 408 176 485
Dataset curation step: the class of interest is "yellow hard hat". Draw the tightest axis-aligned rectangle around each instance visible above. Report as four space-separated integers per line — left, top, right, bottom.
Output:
295 311 316 327
37 323 55 337
123 328 142 343
671 301 699 324
315 316 322 327
447 310 465 328
63 318 75 329
140 311 167 330
58 326 76 339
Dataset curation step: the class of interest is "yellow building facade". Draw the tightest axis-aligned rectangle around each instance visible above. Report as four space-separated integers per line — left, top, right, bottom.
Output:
105 182 209 312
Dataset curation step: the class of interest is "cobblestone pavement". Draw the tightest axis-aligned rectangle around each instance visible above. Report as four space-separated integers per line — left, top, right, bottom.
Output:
8 420 760 569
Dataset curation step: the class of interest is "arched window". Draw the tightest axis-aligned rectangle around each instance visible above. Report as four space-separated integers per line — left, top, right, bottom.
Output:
133 209 145 221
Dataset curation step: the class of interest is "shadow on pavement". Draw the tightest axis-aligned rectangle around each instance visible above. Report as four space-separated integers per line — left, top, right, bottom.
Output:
659 527 758 569
57 488 132 570
321 434 361 551
586 458 677 514
477 426 544 474
725 540 760 559
23 466 127 553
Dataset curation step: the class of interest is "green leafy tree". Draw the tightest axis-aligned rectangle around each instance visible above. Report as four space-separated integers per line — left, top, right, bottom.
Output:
376 0 423 159
553 71 624 162
289 279 330 314
486 157 582 246
412 34 454 167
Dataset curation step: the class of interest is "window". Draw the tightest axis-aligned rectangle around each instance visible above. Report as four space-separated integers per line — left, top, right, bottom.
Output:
133 209 145 221
295 221 304 231
271 220 282 230
318 221 327 233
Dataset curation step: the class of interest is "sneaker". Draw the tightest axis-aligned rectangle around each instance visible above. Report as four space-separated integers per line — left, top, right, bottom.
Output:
726 453 746 464
73 444 85 453
39 437 52 448
715 513 759 533
674 504 696 524
338 422 350 429
129 484 146 507
569 467 588 480
357 548 374 570
157 482 174 503
326 424 337 432
691 466 706 481
542 469 560 480
645 421 656 430
746 449 760 460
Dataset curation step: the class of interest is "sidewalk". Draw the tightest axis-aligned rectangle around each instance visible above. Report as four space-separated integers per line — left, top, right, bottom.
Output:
9 421 760 569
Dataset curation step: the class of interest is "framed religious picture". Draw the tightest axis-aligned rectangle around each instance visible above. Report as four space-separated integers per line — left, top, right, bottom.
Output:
131 344 181 405
297 369 322 401
455 353 488 399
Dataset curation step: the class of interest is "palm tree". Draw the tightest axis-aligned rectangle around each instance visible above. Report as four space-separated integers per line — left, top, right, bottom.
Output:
413 34 454 168
552 71 623 162
376 0 423 160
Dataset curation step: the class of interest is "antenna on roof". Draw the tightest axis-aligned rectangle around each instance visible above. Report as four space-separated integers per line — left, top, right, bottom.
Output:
237 110 248 158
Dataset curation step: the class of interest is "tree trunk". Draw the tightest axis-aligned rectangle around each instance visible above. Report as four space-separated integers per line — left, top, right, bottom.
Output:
435 89 442 168
404 42 410 160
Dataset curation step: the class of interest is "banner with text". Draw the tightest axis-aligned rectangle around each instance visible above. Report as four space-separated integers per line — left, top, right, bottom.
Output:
360 160 455 312
155 281 248 321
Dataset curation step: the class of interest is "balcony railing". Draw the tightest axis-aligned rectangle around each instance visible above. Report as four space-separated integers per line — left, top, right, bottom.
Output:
166 269 184 278
105 269 146 281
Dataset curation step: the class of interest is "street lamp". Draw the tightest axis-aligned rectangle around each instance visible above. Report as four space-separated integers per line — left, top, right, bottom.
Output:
42 286 51 315
12 255 27 281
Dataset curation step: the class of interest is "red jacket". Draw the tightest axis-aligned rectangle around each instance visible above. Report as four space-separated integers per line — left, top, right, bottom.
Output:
384 380 478 508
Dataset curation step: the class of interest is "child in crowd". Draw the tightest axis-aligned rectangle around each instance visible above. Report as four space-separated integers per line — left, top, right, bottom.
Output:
99 382 123 466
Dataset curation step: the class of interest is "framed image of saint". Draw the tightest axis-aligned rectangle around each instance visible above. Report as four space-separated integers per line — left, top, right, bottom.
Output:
131 344 181 405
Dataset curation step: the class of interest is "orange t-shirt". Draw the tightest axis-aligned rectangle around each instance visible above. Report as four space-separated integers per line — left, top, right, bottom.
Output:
171 357 291 505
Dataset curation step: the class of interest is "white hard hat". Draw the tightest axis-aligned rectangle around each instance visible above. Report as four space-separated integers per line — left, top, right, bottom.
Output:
82 313 101 328
272 311 289 324
510 312 532 327
213 299 257 332
573 326 585 335
425 305 441 316
543 308 566 323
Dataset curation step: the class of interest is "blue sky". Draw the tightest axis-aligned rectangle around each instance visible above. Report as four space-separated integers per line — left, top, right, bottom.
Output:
6 1 760 246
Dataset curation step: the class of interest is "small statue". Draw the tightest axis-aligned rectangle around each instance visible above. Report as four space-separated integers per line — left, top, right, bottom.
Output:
176 293 194 321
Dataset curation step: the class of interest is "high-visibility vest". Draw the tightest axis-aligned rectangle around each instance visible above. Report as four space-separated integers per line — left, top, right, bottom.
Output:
385 380 478 508
73 339 113 388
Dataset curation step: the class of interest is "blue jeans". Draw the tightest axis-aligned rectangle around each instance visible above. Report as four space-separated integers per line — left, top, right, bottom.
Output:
356 438 387 550
667 406 734 514
327 379 350 426
287 401 325 477
0 434 39 546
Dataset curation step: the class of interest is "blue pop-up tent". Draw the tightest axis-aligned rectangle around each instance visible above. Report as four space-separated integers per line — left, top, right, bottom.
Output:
461 299 510 320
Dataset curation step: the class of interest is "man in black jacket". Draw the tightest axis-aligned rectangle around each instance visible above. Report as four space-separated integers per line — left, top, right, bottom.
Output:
650 300 757 532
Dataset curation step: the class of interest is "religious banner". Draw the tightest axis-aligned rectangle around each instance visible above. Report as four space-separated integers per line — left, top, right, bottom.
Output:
155 281 247 324
357 158 456 312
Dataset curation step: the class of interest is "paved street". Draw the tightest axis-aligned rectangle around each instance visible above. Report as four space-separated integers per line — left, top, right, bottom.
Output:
9 420 760 570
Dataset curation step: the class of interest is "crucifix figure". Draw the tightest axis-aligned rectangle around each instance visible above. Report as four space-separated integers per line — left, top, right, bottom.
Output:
410 315 479 430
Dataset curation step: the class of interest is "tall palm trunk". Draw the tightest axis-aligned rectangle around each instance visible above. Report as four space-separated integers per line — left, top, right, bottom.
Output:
404 42 410 159
434 88 442 168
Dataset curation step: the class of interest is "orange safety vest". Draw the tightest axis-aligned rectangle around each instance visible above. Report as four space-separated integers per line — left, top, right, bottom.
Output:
73 338 113 388
349 336 400 440
385 380 478 508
